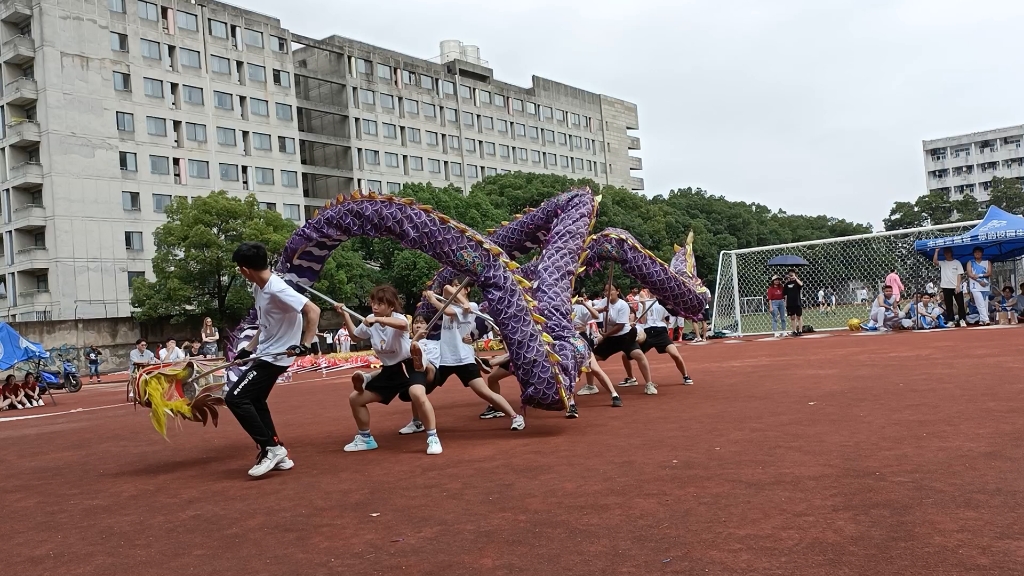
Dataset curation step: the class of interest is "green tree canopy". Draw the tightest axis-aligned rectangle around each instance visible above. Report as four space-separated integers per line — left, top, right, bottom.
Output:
987 176 1024 215
883 190 985 231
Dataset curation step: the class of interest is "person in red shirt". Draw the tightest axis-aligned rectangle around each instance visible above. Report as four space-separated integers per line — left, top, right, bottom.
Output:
2 374 30 409
766 276 787 337
21 372 43 407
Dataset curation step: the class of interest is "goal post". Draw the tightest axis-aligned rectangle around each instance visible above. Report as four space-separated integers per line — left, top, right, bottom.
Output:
710 220 997 337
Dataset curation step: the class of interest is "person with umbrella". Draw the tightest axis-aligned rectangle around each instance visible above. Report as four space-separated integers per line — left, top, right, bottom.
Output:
783 269 805 336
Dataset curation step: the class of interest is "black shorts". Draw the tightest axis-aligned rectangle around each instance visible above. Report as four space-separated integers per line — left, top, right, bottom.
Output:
365 359 424 405
593 327 639 361
578 331 595 350
701 308 712 322
434 363 482 387
639 326 673 354
786 303 802 317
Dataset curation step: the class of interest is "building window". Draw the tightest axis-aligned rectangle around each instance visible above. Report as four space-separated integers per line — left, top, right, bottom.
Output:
526 102 536 115
558 132 567 145
216 127 236 146
574 158 584 170
355 59 371 74
442 81 455 96
109 0 126 13
428 159 441 173
408 128 421 143
467 165 478 178
119 151 137 171
273 69 291 88
127 271 145 290
387 182 402 194
111 32 129 52
515 123 526 137
499 145 510 158
384 152 399 168
150 155 170 175
208 18 228 38
253 132 272 150
571 113 580 126
445 108 457 122
153 193 172 212
182 85 203 104
122 191 140 211
250 98 269 116
364 150 379 165
517 148 528 161
541 106 553 121
254 167 274 184
210 55 230 74
480 90 491 104
382 124 397 139
116 111 134 132
137 0 158 20
560 156 570 168
244 29 263 48
271 36 287 53
258 202 277 212
140 38 160 59
125 231 144 251
512 99 524 112
400 70 415 86
283 204 300 221
405 99 419 115
459 84 471 99
410 157 423 171
359 89 375 106
545 153 556 166
364 180 381 193
423 104 436 118
377 63 391 81
241 63 264 84
113 71 131 92
35 273 48 292
462 111 474 126
485 167 497 177
497 120 508 133
175 10 198 31
555 109 565 123
448 135 460 150
544 129 555 143
32 231 45 247
427 132 438 146
361 119 377 136
484 142 496 156
146 116 166 136
529 126 539 139
495 94 506 108
214 90 234 109
278 136 296 154
282 171 298 187
380 94 395 109
143 78 163 98
420 75 434 90
464 139 476 152
276 103 293 121
531 150 541 163
219 163 238 181
481 116 493 130
188 159 210 178
450 162 462 176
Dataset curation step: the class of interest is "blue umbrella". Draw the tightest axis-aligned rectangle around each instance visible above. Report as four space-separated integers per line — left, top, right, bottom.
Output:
0 322 49 371
766 255 809 267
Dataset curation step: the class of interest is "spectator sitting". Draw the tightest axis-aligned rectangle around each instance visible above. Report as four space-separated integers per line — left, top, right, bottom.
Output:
2 374 30 409
997 287 1018 325
22 372 43 406
899 292 922 329
159 338 186 362
866 285 900 331
129 339 156 375
962 283 981 324
917 294 949 329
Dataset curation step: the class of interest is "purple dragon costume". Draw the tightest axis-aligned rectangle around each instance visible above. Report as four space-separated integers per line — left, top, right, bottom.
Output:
228 188 708 412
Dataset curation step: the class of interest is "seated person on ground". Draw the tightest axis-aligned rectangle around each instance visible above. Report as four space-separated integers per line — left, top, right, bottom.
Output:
866 285 901 331
21 372 43 406
916 293 948 329
997 286 1018 324
2 374 29 409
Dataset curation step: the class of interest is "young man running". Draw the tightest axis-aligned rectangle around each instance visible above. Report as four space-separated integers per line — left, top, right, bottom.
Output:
621 295 694 391
593 284 656 395
229 241 321 477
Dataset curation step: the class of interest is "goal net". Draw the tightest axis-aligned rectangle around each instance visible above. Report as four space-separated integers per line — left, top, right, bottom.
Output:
708 220 1024 336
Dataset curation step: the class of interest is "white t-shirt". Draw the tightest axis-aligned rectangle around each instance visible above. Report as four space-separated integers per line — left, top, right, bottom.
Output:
639 301 668 328
418 339 440 368
818 290 825 302
254 275 309 367
334 329 349 345
937 259 964 290
571 303 593 331
353 312 410 366
438 305 476 366
159 347 185 362
604 298 632 336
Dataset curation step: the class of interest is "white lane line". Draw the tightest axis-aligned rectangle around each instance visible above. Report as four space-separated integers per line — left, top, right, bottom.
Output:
0 403 131 422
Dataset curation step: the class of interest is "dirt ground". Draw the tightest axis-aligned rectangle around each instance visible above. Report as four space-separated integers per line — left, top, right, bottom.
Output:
2 326 1022 575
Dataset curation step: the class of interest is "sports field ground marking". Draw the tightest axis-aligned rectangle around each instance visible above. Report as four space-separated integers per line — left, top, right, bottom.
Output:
0 403 131 423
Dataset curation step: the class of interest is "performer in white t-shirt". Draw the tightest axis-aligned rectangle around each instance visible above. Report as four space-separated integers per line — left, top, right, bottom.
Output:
623 295 694 387
228 242 320 477
592 285 656 395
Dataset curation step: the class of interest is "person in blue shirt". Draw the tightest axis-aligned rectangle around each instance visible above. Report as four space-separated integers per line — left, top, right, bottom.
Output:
997 286 1018 324
917 293 949 329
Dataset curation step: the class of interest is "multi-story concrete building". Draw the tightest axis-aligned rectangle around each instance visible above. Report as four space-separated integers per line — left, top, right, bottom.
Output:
922 125 1024 203
289 35 643 216
0 0 643 322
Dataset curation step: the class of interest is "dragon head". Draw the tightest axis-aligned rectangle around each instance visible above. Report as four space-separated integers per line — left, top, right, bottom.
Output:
670 230 711 300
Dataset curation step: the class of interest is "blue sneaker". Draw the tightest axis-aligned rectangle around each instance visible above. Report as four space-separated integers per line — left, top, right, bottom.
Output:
344 434 378 452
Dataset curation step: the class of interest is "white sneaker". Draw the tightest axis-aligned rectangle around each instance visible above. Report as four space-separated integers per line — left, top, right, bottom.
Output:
618 377 638 387
248 445 287 477
399 420 425 435
13 401 23 409
33 400 42 407
426 435 442 455
959 320 966 327
510 414 525 431
576 383 599 395
644 382 658 395
344 434 378 452
274 457 295 471
36 399 44 407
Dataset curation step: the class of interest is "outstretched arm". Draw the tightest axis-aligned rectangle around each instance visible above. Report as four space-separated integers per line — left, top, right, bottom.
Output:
425 290 458 317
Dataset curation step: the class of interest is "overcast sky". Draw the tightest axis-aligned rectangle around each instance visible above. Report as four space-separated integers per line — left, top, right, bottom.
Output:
246 0 1024 229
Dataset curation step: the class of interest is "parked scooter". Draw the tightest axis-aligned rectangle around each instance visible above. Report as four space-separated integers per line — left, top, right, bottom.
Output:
31 352 82 394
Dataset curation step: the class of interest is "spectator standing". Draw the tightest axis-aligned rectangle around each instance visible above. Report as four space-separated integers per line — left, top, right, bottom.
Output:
817 288 826 312
199 317 219 357
965 247 992 326
335 327 351 353
85 345 103 383
322 330 335 354
782 270 804 336
884 269 905 302
766 276 786 337
933 248 966 327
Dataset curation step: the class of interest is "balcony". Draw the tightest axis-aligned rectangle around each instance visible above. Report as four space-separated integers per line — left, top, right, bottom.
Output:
627 136 641 150
628 156 643 170
6 161 42 189
16 289 51 303
629 176 645 191
11 203 44 229
3 77 37 106
5 119 40 147
0 0 32 24
1 34 35 66
14 245 48 269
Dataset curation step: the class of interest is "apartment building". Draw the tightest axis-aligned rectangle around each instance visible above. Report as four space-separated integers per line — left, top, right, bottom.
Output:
0 0 643 322
290 36 643 216
922 125 1024 202
0 0 302 320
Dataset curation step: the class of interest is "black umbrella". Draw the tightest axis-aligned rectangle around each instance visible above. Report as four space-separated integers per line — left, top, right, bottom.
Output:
766 255 809 267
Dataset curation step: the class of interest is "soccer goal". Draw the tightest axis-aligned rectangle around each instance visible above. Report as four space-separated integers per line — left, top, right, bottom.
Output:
710 221 991 336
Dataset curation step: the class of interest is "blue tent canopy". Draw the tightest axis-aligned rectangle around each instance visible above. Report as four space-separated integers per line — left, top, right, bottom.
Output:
914 206 1024 262
0 322 48 371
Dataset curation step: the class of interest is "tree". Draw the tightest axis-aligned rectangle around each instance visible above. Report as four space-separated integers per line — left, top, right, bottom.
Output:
987 176 1024 215
130 191 296 324
884 191 984 231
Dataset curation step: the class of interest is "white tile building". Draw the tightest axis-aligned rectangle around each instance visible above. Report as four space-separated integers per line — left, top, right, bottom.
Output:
922 125 1024 203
